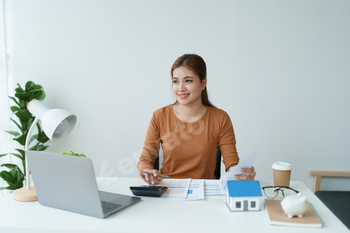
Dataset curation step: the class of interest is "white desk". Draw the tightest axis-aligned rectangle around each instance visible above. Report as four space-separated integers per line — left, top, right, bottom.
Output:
0 179 348 233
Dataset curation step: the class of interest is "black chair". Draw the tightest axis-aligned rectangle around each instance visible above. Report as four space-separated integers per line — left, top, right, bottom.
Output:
154 155 160 170
154 148 222 179
309 171 350 230
214 148 222 179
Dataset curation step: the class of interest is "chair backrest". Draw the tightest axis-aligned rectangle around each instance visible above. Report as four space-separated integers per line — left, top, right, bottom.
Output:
309 171 350 193
214 148 222 179
154 148 222 179
154 155 160 170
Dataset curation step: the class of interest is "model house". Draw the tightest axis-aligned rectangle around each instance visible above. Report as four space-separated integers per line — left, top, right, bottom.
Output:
226 180 262 211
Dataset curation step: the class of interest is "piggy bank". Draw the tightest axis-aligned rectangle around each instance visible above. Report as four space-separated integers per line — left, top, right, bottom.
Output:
280 193 309 218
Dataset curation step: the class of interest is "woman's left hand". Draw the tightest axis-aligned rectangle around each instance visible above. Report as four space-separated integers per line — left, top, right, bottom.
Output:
234 166 256 180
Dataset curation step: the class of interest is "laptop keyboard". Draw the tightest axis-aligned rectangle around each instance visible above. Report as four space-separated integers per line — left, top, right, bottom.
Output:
101 201 122 213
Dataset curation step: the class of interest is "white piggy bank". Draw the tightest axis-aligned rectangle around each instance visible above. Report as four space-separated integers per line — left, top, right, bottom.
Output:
280 193 309 218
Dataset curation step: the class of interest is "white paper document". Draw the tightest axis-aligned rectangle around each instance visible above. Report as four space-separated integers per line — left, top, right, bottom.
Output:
186 179 204 200
142 178 191 200
161 178 191 199
204 179 224 195
220 152 258 187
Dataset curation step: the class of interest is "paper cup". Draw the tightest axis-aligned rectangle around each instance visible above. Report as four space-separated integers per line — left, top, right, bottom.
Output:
272 162 292 187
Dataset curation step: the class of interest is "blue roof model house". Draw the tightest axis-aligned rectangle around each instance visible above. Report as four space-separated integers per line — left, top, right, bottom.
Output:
225 180 262 211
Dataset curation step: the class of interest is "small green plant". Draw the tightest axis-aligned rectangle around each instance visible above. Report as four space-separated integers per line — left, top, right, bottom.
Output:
61 151 87 157
0 81 48 191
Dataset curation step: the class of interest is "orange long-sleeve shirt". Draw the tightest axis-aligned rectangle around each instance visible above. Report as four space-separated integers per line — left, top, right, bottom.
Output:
137 105 239 179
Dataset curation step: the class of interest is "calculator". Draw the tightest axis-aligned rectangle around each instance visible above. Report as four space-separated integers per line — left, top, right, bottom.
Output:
130 185 168 197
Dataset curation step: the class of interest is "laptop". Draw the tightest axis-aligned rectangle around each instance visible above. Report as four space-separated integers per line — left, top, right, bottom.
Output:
26 150 141 219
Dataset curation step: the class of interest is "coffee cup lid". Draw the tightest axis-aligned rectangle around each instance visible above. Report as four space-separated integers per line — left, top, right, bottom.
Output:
272 161 292 170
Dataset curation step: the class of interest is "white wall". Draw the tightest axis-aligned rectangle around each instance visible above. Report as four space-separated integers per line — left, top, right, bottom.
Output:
2 0 349 191
232 1 350 191
0 0 12 195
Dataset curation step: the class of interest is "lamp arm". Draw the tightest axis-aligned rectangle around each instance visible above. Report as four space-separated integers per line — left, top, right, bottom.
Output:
24 117 39 189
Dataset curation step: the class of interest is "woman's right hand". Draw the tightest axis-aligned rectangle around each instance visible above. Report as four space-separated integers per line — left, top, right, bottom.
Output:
139 168 163 185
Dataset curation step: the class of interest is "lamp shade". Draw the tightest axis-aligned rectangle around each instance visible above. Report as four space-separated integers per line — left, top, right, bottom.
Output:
41 109 76 141
27 99 77 141
14 99 77 202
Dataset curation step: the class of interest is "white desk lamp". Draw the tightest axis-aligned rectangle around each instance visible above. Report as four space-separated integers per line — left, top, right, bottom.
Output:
13 99 77 202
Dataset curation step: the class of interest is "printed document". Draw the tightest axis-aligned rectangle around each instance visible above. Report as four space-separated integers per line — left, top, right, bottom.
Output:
220 152 258 187
204 179 224 195
142 179 191 200
186 179 204 200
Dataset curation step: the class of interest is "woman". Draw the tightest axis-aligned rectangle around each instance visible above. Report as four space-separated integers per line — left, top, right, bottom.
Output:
137 54 256 184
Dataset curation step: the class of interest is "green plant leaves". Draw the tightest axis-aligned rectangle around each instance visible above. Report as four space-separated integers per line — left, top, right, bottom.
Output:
16 149 25 157
10 119 23 132
9 153 23 161
36 122 49 143
0 165 24 190
29 144 49 151
10 106 20 112
8 96 20 107
1 163 18 170
13 133 27 146
1 81 48 190
15 81 46 102
14 108 32 123
61 151 87 157
4 130 20 137
25 81 36 90
0 153 9 158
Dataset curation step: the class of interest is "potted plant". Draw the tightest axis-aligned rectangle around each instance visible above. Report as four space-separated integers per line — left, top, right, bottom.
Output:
61 151 86 157
0 81 48 191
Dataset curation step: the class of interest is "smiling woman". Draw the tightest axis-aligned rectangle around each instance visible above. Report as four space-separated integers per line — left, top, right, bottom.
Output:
137 54 256 184
172 66 207 122
171 54 213 108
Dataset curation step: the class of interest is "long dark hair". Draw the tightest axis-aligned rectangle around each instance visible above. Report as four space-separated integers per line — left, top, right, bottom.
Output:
171 54 214 107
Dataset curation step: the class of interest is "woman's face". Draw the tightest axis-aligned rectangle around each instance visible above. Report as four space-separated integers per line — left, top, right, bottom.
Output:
172 66 206 107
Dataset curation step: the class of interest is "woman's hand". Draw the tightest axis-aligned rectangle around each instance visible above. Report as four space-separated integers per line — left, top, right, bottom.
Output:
234 166 256 180
139 168 164 185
